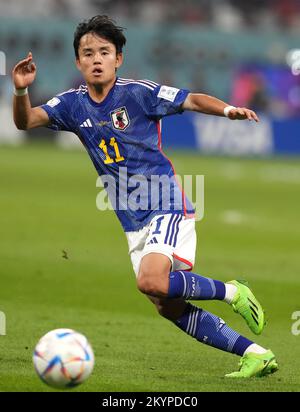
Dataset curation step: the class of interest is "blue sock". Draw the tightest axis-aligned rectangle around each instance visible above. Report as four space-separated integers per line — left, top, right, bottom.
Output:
174 303 253 356
168 270 226 300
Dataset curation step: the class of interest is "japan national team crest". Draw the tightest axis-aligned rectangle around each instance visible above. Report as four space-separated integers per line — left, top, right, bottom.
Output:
110 107 130 131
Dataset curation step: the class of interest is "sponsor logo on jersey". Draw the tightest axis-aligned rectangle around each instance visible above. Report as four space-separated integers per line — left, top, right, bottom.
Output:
110 107 130 131
157 85 179 102
46 97 61 108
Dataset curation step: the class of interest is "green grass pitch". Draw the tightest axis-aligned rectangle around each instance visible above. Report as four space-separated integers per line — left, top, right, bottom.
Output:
0 142 299 392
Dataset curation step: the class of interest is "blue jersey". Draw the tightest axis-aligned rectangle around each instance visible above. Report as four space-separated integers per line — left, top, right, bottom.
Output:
41 77 194 232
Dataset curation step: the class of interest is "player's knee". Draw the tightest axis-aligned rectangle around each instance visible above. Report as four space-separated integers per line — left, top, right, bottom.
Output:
137 273 162 296
137 268 168 297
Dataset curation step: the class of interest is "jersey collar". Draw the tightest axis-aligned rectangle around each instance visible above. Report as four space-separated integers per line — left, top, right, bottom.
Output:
86 77 117 108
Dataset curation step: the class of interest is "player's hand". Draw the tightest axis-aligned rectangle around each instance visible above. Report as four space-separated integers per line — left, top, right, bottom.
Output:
227 107 259 122
12 52 36 89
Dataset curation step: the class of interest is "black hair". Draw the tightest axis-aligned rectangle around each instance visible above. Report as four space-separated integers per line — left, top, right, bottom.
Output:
73 15 126 59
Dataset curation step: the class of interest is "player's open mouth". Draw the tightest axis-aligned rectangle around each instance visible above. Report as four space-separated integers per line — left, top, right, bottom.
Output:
92 68 103 76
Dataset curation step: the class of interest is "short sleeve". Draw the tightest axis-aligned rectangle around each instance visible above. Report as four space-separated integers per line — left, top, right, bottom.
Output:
140 84 190 119
40 94 75 132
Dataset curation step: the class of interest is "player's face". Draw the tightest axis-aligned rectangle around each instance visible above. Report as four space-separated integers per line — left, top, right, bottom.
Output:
76 33 123 86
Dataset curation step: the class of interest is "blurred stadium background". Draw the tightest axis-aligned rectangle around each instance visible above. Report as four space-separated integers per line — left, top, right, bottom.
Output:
2 0 300 151
0 0 300 392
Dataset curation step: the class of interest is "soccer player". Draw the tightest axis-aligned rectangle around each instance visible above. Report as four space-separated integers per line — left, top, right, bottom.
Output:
12 15 278 378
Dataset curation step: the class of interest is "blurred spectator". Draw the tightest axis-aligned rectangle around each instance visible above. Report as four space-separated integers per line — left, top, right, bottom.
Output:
274 0 300 29
231 71 270 113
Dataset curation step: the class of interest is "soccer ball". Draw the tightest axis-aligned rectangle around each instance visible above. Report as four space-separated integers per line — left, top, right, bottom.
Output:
33 328 94 389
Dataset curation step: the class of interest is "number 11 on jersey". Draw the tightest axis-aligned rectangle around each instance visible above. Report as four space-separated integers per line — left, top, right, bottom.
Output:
99 137 125 164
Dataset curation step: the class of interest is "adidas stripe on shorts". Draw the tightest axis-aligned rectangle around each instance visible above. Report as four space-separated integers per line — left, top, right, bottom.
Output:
126 213 196 277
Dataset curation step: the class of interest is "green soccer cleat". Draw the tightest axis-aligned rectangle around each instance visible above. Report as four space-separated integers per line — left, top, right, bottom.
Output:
227 279 265 335
225 350 278 378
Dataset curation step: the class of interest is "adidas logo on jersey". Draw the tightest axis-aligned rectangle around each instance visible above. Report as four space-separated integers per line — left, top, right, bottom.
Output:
80 119 92 128
147 237 158 245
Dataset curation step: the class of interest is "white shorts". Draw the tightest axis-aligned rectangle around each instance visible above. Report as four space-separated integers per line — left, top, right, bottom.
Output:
126 213 197 277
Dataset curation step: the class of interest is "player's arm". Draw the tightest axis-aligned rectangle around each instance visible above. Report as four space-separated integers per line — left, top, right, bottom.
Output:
12 52 50 130
182 93 259 122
